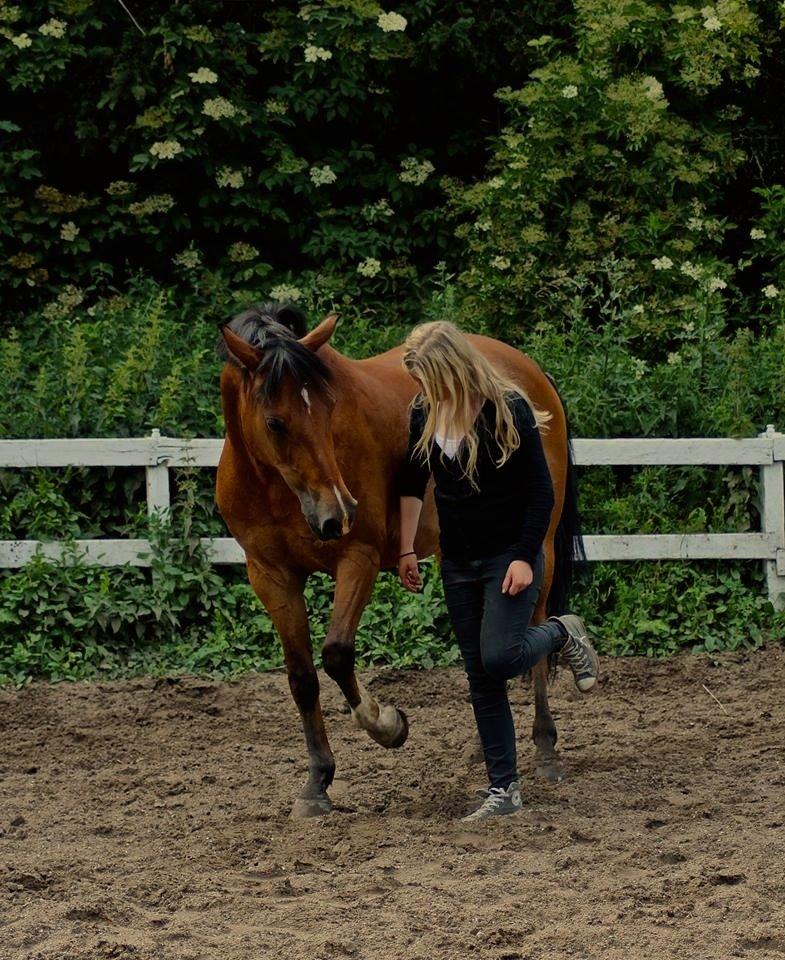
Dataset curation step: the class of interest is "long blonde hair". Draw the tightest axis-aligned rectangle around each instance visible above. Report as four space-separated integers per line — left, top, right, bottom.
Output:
401 320 552 492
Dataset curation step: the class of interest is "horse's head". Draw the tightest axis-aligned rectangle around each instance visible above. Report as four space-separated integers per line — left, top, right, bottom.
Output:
218 303 357 541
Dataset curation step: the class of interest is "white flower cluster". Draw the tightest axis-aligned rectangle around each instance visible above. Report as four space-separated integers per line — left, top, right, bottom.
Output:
184 25 214 43
10 32 32 48
304 45 332 62
377 11 407 32
310 164 337 186
680 261 702 280
270 283 304 302
561 84 578 99
42 285 84 320
202 97 237 120
750 228 766 240
763 284 779 298
474 216 492 232
149 140 184 160
39 19 66 38
361 198 394 221
128 194 175 216
701 6 722 30
189 67 218 84
106 180 134 197
215 167 245 189
632 357 647 380
60 221 79 241
173 249 202 270
265 98 289 116
228 242 258 262
641 75 664 101
651 257 725 292
667 351 682 365
399 157 434 185
490 256 510 270
357 258 381 278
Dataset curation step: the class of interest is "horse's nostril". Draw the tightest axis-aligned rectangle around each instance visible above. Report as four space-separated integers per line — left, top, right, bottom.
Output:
321 517 343 540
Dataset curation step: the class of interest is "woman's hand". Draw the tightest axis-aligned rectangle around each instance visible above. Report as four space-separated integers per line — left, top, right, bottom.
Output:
501 560 533 596
399 554 422 592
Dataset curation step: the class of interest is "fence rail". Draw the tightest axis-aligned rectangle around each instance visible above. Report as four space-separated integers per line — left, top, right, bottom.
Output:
1 426 783 609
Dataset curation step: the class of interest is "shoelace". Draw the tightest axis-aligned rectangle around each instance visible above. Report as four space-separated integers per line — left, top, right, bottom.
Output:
466 787 510 818
561 636 592 675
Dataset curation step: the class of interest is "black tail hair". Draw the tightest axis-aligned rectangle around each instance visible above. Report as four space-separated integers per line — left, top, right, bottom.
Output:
545 372 591 616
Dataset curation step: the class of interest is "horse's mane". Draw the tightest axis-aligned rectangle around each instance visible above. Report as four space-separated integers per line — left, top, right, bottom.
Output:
217 301 333 402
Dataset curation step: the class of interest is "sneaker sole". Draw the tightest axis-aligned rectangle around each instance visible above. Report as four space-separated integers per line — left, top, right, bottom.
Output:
461 806 523 822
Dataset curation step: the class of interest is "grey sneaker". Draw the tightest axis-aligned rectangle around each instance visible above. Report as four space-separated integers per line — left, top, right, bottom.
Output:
550 613 599 693
461 781 523 821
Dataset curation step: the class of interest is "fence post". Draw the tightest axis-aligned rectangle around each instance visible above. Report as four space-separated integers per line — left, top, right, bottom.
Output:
145 428 171 518
760 424 785 611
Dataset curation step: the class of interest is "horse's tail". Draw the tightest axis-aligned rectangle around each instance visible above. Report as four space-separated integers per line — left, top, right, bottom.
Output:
544 372 590 617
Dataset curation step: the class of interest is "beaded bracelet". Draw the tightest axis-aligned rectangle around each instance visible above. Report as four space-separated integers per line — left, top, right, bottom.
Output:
398 550 417 559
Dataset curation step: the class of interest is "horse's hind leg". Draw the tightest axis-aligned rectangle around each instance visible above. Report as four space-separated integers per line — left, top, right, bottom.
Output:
321 548 409 750
246 560 336 818
532 656 565 783
530 539 565 783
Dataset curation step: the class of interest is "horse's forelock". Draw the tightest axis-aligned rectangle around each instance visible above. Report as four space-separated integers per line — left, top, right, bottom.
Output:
254 339 333 404
218 303 333 404
216 301 307 360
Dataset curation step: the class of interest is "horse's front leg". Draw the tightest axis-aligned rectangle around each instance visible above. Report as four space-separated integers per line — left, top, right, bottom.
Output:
246 559 336 818
321 549 409 749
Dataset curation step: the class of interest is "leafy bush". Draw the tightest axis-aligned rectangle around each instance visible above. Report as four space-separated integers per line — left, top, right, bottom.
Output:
446 0 785 335
0 0 544 317
579 560 783 658
1 1 784 683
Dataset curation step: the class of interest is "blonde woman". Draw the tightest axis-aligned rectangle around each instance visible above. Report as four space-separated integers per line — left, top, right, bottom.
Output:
396 320 598 821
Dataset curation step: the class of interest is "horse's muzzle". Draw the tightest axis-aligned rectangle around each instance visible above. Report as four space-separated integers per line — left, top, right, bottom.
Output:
318 510 355 540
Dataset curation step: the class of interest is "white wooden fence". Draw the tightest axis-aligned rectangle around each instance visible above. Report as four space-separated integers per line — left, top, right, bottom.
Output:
1 426 783 610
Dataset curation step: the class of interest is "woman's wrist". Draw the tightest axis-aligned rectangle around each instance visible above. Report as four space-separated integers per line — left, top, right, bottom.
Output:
399 549 416 559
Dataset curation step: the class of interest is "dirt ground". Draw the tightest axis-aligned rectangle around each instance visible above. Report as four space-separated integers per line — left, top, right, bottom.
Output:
1 647 784 960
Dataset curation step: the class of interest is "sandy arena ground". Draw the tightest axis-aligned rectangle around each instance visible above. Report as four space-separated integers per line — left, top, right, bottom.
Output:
1 647 784 960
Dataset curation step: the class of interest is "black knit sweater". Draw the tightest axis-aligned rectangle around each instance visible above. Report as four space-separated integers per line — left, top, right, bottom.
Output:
396 393 555 566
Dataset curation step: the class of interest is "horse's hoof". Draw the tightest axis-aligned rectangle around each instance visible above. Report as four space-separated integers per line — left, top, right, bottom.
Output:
368 705 409 749
387 707 409 749
290 793 332 819
534 756 565 784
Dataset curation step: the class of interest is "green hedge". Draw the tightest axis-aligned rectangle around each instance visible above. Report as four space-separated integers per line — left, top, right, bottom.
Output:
1 0 784 682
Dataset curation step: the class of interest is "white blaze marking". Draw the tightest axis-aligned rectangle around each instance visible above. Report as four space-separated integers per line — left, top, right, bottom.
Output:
332 483 351 534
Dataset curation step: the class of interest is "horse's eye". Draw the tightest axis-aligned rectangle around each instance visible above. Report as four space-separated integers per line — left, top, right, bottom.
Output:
265 416 286 434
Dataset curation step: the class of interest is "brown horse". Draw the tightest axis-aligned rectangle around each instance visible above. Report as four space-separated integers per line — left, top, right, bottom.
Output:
216 303 584 817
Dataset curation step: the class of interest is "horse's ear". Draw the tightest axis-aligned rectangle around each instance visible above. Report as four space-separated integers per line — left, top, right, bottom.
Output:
299 313 338 353
221 325 264 371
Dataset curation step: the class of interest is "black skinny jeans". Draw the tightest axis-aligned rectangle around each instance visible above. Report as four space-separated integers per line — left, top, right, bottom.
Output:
440 545 566 789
